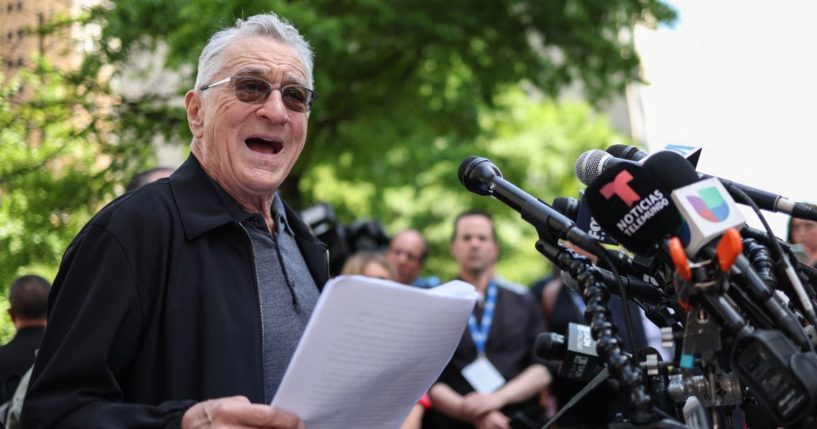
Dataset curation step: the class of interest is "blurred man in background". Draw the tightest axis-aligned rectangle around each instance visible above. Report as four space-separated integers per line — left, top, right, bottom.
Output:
387 229 428 285
428 210 550 429
0 275 49 403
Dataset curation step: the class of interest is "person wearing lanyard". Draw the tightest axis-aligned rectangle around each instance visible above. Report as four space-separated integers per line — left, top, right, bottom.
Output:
427 210 551 429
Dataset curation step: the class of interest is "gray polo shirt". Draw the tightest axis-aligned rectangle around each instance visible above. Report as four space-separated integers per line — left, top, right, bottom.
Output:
213 183 320 402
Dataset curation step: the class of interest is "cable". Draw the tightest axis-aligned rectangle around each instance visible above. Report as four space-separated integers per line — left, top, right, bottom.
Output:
536 239 657 425
725 183 817 327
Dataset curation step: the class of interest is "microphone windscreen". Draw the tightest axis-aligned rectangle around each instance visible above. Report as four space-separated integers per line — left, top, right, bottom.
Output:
534 332 566 361
561 270 579 292
642 150 700 192
457 155 481 183
585 162 680 253
575 149 610 186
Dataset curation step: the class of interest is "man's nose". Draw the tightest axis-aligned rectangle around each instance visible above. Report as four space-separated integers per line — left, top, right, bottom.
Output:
256 89 289 122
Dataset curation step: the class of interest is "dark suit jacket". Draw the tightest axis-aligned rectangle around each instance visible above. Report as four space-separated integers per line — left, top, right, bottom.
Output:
0 326 45 403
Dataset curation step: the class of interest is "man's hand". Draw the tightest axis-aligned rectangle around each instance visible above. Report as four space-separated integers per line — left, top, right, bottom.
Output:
473 410 510 429
460 392 504 420
181 396 304 429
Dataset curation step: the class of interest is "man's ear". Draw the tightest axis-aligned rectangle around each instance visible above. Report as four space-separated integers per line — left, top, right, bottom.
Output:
185 90 205 139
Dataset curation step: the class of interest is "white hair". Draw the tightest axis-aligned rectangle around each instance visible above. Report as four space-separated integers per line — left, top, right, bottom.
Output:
194 13 314 91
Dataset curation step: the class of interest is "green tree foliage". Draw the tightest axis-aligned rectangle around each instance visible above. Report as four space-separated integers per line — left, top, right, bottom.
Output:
0 59 155 341
347 89 630 283
78 0 671 281
0 1 672 338
87 0 674 204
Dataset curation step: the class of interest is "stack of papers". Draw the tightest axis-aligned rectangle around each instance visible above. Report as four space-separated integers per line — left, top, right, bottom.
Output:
272 276 477 429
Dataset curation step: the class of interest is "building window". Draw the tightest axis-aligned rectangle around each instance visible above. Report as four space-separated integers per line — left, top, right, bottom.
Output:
6 32 12 41
17 29 23 38
16 57 23 67
17 2 22 11
6 4 12 13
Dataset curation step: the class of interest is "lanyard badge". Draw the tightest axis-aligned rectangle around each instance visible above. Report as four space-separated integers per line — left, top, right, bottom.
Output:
462 282 505 393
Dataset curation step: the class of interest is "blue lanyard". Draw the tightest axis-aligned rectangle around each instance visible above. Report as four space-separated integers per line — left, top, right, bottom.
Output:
468 282 498 355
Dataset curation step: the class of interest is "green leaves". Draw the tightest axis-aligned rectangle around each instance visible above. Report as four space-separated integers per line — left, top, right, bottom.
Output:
0 58 155 325
0 0 673 329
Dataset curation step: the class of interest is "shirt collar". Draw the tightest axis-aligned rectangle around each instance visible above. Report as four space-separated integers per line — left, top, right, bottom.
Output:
207 176 293 236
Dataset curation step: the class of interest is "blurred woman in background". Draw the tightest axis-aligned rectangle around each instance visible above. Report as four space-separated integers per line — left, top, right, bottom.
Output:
340 251 395 280
787 207 817 268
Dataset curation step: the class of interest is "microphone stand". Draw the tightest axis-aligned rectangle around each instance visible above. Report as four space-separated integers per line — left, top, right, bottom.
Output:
534 234 659 426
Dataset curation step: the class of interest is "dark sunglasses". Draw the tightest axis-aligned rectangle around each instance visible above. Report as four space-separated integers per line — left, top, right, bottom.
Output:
199 75 316 113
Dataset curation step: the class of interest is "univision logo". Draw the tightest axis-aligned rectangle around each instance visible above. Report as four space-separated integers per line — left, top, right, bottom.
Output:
686 187 730 222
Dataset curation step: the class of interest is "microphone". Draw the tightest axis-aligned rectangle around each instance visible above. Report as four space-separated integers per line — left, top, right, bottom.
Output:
458 156 604 256
611 144 817 221
575 149 638 186
608 144 703 168
647 152 812 350
606 144 647 161
552 196 579 220
576 192 618 245
643 151 747 256
552 194 618 245
576 147 702 187
582 160 681 253
561 268 664 302
534 323 604 381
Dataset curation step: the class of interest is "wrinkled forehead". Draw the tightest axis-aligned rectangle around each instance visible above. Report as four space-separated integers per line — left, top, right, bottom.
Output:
219 36 309 84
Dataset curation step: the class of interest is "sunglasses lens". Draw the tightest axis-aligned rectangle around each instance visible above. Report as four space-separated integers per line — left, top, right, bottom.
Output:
281 86 311 112
234 77 271 103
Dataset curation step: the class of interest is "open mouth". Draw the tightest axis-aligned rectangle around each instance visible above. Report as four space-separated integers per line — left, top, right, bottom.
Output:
245 137 283 155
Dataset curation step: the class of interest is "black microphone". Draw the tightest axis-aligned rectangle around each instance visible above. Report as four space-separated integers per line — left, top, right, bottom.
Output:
642 150 737 255
610 144 703 168
645 152 812 350
606 144 647 161
611 144 817 221
582 160 681 253
534 323 605 381
561 267 664 302
458 156 604 256
552 196 579 220
552 194 618 245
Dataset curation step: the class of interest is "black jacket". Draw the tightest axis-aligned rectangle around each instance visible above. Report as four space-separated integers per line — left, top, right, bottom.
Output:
22 155 329 429
0 326 45 403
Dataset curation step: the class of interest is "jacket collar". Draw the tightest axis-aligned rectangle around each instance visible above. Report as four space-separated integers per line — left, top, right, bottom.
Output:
169 154 329 287
169 154 239 240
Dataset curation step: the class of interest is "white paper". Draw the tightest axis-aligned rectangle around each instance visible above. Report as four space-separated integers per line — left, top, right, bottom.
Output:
271 276 477 429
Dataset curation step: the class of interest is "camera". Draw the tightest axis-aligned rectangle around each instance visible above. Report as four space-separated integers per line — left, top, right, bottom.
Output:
300 203 390 276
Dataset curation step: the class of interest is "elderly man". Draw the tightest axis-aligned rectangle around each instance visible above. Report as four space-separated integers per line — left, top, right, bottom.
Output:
23 13 324 429
428 210 550 429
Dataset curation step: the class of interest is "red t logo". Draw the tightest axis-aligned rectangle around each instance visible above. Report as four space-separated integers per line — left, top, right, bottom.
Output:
600 170 640 207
